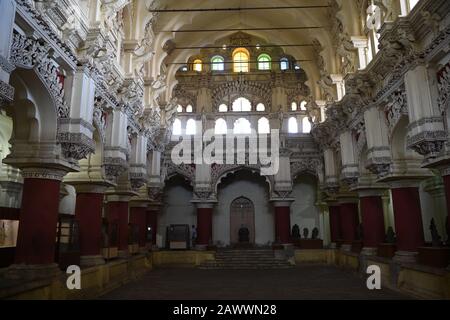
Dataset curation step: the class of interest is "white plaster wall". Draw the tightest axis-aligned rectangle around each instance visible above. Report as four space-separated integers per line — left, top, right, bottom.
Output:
419 180 447 243
291 175 320 235
158 180 196 247
214 172 273 246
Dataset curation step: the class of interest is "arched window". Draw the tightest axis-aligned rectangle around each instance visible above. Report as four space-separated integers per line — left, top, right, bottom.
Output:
288 117 298 134
218 104 228 112
211 56 224 71
258 117 270 134
302 117 312 134
193 59 202 72
233 118 252 134
280 58 289 71
257 54 271 70
215 118 227 135
291 102 298 111
186 105 193 113
177 105 183 113
172 119 182 136
233 48 249 73
300 101 307 111
232 97 252 112
256 103 265 112
186 119 196 135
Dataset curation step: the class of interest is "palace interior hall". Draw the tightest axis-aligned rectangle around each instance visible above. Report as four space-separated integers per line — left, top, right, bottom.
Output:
0 0 449 300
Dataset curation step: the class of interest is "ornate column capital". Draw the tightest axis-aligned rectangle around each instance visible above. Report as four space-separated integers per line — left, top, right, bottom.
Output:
20 167 68 181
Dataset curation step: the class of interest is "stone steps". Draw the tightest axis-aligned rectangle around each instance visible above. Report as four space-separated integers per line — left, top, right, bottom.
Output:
198 249 293 270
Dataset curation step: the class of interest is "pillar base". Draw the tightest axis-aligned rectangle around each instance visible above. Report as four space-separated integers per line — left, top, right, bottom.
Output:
4 263 61 280
361 247 377 256
340 244 352 252
393 251 418 264
80 255 105 268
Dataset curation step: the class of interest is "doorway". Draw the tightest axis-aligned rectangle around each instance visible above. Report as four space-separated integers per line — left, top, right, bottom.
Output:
230 197 255 245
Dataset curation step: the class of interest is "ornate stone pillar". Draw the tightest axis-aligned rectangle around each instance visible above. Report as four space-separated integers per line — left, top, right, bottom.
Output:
351 36 369 70
364 106 392 178
272 200 294 245
74 184 110 267
405 65 446 162
8 167 67 279
358 190 386 255
390 181 425 263
0 0 16 107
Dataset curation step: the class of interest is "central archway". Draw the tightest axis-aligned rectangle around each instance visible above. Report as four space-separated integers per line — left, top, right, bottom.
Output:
230 197 255 245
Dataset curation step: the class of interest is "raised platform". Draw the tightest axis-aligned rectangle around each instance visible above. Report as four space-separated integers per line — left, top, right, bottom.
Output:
199 249 293 270
0 253 152 300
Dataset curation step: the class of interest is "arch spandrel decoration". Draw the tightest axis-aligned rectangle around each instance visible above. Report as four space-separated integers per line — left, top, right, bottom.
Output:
211 164 274 195
290 158 324 184
211 80 272 112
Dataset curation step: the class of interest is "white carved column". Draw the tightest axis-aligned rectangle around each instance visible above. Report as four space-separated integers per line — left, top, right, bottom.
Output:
364 105 392 178
59 65 96 163
405 65 446 161
104 109 129 183
339 131 359 187
330 74 345 101
351 36 369 70
129 134 148 191
0 0 16 106
324 148 339 193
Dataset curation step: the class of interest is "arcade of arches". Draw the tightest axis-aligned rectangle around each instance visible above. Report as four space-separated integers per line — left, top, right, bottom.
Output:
0 0 449 300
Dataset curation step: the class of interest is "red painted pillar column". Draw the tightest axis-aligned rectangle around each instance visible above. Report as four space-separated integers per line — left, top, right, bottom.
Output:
106 196 130 258
359 190 386 255
146 208 158 246
338 200 359 249
273 201 293 245
11 168 66 277
74 185 107 267
196 203 213 248
129 203 148 251
390 185 424 262
328 205 341 245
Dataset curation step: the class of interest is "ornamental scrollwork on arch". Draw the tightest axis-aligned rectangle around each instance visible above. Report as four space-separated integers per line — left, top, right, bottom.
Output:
10 32 69 118
211 80 272 110
384 89 408 134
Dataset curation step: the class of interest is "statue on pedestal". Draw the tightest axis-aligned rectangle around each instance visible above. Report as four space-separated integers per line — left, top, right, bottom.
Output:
292 224 300 239
385 226 396 244
430 218 442 247
312 227 319 240
302 228 309 239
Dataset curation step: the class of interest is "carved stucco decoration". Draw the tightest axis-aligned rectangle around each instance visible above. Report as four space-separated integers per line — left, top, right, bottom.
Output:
438 63 450 115
211 80 272 110
384 89 408 134
290 158 323 181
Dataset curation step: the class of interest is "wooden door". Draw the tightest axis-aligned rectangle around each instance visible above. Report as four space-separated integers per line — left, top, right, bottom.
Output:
230 197 255 244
